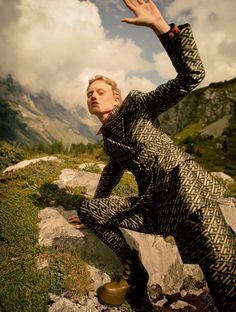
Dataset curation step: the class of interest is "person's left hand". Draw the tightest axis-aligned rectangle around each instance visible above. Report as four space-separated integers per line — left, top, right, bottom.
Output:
68 214 88 229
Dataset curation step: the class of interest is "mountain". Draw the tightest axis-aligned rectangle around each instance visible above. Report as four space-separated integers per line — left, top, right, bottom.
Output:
159 77 236 136
0 74 235 157
159 77 236 178
0 75 99 146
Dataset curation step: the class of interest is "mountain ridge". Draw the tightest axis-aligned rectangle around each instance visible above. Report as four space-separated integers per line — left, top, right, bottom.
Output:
0 74 235 148
0 75 99 145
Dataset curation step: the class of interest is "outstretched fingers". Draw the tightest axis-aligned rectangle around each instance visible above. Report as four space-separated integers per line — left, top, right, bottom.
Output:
123 0 137 10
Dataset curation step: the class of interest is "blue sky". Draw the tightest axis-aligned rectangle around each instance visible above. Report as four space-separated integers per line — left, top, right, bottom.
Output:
0 0 235 112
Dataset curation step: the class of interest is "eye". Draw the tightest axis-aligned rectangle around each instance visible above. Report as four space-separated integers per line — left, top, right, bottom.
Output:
98 90 105 95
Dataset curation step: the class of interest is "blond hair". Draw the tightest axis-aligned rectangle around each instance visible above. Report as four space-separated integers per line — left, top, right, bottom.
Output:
87 75 122 102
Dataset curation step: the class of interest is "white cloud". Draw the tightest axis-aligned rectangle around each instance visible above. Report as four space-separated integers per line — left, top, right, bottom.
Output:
0 0 153 109
153 0 236 85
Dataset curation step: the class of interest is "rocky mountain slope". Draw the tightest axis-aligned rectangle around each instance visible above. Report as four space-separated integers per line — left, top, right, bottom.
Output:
0 75 99 145
0 75 235 167
159 77 236 136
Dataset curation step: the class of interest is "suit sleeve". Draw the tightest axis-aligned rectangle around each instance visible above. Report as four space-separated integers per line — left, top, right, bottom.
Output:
129 24 205 116
94 158 125 198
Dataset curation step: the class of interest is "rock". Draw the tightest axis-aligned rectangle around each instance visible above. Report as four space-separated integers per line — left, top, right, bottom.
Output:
170 300 196 311
35 254 50 270
38 207 122 286
211 171 235 184
3 156 62 173
53 169 101 197
200 115 230 137
38 207 84 247
218 197 236 232
78 163 105 171
49 296 81 312
121 229 184 294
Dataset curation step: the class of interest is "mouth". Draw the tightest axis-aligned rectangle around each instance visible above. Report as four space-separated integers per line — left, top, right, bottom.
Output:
90 101 99 107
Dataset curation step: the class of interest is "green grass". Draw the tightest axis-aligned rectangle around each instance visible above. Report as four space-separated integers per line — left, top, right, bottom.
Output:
173 122 204 143
0 158 89 311
0 152 137 311
174 116 236 192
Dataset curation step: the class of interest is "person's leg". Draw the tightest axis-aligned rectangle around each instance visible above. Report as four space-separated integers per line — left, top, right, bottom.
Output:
77 197 157 305
78 197 157 258
175 203 236 312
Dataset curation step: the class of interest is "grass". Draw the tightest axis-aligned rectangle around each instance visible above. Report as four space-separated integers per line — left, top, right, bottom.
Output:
0 157 89 311
173 118 236 195
0 151 137 311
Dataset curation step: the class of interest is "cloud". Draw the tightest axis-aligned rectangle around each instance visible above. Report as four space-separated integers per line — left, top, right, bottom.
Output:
153 0 236 85
0 0 152 108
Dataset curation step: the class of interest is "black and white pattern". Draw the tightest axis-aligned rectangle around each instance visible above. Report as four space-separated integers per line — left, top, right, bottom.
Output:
78 24 236 311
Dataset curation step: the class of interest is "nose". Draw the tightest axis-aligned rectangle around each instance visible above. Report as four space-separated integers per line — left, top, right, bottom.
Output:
91 92 98 100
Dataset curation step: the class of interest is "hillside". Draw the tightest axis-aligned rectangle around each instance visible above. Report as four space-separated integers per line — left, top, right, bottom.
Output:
159 77 236 136
0 75 99 146
160 77 236 178
1 75 236 178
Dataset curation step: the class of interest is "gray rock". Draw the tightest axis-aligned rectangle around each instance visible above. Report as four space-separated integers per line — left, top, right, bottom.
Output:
218 197 236 232
53 169 101 197
121 229 184 294
49 296 81 312
211 171 235 184
3 156 62 173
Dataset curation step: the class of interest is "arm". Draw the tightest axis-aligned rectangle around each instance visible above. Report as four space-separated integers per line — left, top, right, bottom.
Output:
122 0 205 115
94 158 125 198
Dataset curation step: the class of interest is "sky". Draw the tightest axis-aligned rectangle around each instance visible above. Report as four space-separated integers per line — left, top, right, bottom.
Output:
0 0 236 112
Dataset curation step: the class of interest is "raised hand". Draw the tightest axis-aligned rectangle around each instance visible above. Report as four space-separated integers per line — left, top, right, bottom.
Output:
122 0 170 35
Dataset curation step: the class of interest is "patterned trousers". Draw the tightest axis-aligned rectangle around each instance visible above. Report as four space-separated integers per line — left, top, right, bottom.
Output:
78 196 235 311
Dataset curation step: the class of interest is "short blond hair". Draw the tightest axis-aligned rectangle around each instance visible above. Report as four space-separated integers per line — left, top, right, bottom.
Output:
87 75 122 102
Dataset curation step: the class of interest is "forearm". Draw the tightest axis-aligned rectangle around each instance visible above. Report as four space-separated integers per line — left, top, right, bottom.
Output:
150 17 170 36
159 24 205 89
94 159 124 198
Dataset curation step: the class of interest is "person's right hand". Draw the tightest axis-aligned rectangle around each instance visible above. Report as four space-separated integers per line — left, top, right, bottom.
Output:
68 214 88 229
121 0 170 35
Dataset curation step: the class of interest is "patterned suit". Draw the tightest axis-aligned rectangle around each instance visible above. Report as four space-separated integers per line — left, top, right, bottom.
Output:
78 24 236 311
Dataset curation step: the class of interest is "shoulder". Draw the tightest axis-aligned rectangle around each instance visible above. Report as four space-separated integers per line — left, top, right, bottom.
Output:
121 90 146 113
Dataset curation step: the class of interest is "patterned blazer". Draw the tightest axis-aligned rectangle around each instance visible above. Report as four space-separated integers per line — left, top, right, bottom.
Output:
93 24 224 235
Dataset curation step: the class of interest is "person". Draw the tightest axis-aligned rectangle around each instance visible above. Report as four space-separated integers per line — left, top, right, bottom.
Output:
70 0 236 310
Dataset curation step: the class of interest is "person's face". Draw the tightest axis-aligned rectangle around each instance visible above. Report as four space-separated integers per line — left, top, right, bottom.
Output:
87 80 118 121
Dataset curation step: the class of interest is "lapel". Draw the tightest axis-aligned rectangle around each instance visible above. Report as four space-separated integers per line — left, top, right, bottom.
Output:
106 105 125 142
